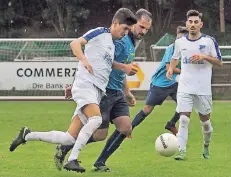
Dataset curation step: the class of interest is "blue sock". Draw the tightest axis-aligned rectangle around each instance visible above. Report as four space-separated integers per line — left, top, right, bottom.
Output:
94 129 126 164
132 110 147 129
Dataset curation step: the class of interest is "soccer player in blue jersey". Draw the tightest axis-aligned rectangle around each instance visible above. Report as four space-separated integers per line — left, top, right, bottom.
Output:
53 9 152 171
9 8 137 173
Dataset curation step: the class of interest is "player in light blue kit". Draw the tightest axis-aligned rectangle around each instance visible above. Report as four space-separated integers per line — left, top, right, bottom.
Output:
9 8 137 173
132 26 188 135
53 9 152 171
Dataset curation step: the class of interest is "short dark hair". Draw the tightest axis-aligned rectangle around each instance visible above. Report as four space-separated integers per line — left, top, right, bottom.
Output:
186 10 203 19
112 8 137 26
177 26 188 34
135 8 152 21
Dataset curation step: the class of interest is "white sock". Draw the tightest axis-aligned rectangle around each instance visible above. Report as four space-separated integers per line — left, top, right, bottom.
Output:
68 116 102 161
201 119 213 146
177 115 190 152
25 131 75 145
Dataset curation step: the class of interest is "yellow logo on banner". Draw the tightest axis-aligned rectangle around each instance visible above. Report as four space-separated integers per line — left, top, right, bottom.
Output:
127 68 145 88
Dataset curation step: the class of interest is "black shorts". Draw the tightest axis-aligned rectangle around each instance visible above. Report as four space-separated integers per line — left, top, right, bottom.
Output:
145 83 178 106
99 88 130 129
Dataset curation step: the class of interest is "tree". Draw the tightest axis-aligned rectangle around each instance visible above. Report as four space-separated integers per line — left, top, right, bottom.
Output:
42 0 90 37
220 0 225 32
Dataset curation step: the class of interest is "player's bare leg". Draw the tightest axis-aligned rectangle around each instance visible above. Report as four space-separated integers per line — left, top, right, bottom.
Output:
199 113 212 159
63 104 102 173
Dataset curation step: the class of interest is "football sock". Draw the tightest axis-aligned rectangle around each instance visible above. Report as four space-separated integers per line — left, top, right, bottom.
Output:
68 116 102 161
177 115 190 152
25 131 75 145
94 129 126 164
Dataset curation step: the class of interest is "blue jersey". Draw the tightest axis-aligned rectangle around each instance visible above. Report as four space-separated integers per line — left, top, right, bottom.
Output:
107 33 135 90
151 44 178 87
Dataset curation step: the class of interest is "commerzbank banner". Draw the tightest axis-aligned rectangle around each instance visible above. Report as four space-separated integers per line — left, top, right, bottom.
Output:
0 61 160 91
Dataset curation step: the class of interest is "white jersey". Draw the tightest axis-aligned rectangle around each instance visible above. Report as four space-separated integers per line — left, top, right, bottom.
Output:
74 27 115 92
172 34 222 95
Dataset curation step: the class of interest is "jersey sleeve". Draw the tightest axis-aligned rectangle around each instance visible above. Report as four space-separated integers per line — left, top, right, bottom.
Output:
172 40 181 60
82 28 104 42
209 37 222 61
162 44 174 64
114 40 125 62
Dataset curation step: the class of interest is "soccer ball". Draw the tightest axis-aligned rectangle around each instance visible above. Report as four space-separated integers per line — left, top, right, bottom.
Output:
155 133 178 157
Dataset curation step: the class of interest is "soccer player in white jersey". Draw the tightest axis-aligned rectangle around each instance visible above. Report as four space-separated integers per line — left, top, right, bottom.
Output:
9 8 137 172
166 10 222 161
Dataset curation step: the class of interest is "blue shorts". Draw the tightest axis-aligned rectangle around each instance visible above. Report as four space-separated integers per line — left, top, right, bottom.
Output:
99 88 130 129
145 83 178 106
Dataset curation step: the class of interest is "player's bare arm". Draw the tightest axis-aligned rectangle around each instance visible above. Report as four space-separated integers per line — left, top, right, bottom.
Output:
123 76 136 106
166 63 181 74
190 54 222 67
112 61 139 76
70 38 93 74
166 59 179 80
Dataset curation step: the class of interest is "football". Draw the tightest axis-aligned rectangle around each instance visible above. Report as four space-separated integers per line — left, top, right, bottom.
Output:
155 133 178 157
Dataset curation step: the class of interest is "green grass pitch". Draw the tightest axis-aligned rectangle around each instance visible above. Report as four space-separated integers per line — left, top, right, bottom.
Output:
0 101 230 177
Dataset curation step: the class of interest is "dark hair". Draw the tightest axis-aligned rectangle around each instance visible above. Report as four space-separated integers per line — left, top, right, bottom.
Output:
112 8 137 26
135 8 152 21
186 10 203 19
177 26 188 34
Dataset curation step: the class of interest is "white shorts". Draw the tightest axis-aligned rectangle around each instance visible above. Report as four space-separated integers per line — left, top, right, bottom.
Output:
71 79 104 124
176 92 212 115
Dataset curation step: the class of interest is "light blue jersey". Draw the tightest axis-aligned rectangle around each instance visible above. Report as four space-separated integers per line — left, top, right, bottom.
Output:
151 44 178 87
107 33 135 90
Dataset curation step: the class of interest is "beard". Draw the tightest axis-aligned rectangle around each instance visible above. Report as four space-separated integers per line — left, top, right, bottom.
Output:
190 31 197 35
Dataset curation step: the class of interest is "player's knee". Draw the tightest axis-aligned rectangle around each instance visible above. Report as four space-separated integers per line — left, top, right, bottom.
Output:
62 132 76 145
201 119 213 133
179 115 190 126
93 129 108 141
143 105 154 116
88 116 102 130
118 124 132 136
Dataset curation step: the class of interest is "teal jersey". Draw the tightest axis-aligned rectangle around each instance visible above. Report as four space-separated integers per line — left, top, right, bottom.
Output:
151 44 178 87
107 33 135 90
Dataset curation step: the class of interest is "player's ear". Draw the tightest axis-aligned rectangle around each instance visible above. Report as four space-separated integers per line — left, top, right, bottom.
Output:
200 21 203 28
185 21 188 28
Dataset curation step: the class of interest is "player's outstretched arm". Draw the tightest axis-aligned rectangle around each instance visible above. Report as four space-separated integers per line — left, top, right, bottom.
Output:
70 38 93 74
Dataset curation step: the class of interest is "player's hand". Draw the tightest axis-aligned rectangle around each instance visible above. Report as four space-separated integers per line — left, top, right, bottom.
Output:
125 92 136 107
82 58 93 74
190 54 206 63
65 85 72 99
166 68 173 80
124 63 139 76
